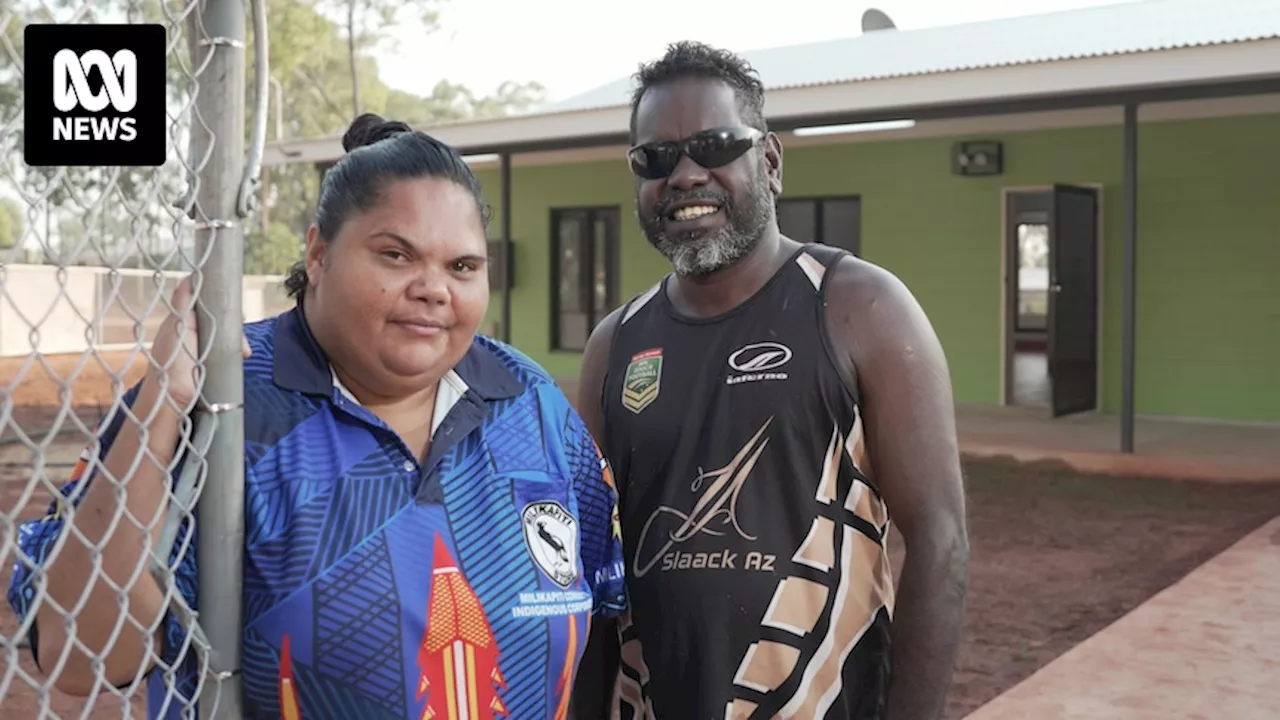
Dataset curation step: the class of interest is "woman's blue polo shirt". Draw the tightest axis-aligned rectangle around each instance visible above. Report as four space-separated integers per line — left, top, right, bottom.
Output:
8 305 627 719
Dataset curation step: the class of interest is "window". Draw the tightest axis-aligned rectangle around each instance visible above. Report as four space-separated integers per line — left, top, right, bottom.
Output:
551 207 620 351
776 196 862 256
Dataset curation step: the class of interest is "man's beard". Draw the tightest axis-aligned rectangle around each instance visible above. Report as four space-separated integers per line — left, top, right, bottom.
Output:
640 173 773 277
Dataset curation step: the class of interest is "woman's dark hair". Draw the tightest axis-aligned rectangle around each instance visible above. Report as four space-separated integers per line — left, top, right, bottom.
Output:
283 113 491 299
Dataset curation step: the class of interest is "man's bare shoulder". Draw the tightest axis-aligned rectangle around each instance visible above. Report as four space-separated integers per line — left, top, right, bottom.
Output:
600 302 629 333
586 278 670 355
823 254 923 337
582 299 635 368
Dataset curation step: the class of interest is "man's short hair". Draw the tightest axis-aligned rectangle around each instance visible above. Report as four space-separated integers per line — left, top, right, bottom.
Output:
629 40 767 142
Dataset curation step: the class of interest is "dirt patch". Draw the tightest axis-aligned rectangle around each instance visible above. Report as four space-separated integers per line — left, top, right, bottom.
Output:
1 349 149 412
924 458 1280 718
3 355 1280 718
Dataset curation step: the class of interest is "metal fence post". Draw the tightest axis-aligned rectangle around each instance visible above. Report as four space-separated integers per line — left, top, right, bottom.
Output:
188 0 247 716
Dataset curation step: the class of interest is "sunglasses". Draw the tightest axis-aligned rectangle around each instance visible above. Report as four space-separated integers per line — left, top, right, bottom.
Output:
627 126 764 180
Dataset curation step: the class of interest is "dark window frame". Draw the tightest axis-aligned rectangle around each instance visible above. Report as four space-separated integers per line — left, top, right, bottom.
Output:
776 194 863 256
550 206 621 352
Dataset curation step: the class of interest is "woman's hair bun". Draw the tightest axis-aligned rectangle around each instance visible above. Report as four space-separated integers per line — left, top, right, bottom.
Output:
342 113 413 152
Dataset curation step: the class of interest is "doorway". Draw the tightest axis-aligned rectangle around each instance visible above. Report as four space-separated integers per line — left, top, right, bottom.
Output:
1003 186 1100 417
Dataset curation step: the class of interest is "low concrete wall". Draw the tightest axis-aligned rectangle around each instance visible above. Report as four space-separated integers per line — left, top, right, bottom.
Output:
0 265 292 356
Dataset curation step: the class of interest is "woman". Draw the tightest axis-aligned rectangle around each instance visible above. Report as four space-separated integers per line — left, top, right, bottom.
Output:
8 114 627 719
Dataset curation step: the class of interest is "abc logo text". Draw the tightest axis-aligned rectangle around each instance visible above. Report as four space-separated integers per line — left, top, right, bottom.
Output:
52 48 139 143
23 23 165 167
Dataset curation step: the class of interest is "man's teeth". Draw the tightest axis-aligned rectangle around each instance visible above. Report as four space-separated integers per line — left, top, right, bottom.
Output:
672 205 719 221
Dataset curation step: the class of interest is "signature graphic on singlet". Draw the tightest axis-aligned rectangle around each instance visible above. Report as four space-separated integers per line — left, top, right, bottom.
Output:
632 417 778 578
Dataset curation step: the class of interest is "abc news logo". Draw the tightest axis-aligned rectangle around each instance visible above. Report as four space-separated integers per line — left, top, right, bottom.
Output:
24 24 165 167
53 49 140 142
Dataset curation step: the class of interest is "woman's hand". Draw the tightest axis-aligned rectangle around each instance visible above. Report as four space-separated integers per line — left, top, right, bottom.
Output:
146 275 252 409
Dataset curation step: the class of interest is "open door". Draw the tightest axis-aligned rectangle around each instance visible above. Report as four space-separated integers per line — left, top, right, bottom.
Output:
1047 185 1099 417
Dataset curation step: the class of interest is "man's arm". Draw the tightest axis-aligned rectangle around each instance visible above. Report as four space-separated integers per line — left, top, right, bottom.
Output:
569 307 625 720
826 257 970 720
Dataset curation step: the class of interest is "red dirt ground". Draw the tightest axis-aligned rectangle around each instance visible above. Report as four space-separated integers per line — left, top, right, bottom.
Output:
3 351 1280 719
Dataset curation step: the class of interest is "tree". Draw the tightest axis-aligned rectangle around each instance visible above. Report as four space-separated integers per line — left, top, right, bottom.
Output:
0 196 23 249
0 0 546 271
315 0 446 117
244 220 302 275
245 0 547 249
471 80 549 118
0 0 195 268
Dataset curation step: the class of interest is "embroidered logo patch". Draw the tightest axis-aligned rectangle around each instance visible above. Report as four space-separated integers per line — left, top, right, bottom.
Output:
622 348 663 414
521 501 579 588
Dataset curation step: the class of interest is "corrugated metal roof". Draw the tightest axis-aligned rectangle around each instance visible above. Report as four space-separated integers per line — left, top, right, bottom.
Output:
550 0 1280 113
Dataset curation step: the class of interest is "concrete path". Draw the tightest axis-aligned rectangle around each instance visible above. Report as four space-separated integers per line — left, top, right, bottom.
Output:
956 405 1280 483
964 515 1280 720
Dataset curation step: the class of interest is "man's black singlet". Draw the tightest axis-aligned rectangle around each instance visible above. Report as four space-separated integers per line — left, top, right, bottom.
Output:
601 244 895 720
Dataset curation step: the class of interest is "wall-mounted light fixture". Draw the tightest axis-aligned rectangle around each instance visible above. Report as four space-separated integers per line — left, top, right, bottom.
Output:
792 119 916 137
952 140 1004 176
462 153 501 165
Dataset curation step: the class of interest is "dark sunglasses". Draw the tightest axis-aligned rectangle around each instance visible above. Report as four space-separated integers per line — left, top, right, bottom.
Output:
627 126 764 180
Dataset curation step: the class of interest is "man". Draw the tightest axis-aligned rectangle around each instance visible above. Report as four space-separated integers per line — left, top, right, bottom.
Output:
573 41 969 719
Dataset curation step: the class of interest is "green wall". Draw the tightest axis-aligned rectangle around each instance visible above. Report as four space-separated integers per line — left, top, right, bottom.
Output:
476 112 1280 422
1132 115 1280 422
472 164 665 379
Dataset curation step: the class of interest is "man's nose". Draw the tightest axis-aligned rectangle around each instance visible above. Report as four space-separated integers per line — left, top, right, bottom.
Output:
665 153 711 191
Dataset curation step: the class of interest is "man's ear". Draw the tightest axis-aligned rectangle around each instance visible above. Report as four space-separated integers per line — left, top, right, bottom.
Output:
765 131 784 197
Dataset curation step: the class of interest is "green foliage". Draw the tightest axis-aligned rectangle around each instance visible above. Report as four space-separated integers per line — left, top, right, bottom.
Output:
248 0 545 136
312 0 447 116
0 0 546 269
245 0 546 244
0 196 23 249
244 220 302 275
1 0 195 265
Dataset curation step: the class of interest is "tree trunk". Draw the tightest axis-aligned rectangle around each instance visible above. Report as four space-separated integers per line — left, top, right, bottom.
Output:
347 0 360 116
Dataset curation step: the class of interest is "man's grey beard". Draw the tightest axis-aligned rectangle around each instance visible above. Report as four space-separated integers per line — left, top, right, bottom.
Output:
641 181 774 277
652 225 758 277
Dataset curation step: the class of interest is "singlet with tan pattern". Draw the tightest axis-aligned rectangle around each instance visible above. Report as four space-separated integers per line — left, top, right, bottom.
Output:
600 243 895 720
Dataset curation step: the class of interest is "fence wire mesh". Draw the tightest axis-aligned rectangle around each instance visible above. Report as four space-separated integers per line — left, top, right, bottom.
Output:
0 1 249 717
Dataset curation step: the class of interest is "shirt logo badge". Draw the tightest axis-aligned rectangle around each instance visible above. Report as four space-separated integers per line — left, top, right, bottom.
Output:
622 348 663 413
522 501 580 588
726 342 793 385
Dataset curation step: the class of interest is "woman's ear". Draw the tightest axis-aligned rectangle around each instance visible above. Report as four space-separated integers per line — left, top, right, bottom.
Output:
304 224 326 287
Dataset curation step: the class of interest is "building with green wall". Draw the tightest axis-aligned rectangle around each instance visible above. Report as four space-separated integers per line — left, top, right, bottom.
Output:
464 109 1280 424
264 0 1280 435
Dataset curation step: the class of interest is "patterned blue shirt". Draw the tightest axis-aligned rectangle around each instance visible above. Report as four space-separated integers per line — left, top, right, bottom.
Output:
7 305 627 719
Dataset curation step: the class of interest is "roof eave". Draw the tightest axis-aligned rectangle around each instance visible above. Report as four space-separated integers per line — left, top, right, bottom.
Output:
261 39 1280 167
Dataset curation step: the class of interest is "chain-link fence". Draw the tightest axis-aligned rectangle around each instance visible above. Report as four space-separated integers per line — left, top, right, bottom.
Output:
0 0 258 716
